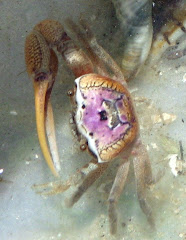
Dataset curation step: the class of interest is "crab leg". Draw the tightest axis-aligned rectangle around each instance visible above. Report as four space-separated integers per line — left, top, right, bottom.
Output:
108 158 130 234
33 158 109 198
66 158 109 207
66 19 125 85
25 30 60 177
132 138 155 228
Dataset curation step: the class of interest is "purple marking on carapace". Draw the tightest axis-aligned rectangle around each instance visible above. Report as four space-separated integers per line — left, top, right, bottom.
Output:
81 88 130 148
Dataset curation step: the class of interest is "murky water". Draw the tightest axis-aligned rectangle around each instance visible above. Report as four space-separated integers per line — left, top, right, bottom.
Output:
0 1 185 239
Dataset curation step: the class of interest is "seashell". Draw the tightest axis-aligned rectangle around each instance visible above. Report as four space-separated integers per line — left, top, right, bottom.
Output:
112 0 153 80
112 0 186 80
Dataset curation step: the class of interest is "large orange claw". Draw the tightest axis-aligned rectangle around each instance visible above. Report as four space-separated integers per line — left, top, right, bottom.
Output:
25 19 95 176
25 29 60 177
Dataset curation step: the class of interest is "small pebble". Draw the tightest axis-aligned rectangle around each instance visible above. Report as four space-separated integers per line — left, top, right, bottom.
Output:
174 208 180 215
57 233 62 238
10 110 18 116
179 233 185 238
182 73 186 83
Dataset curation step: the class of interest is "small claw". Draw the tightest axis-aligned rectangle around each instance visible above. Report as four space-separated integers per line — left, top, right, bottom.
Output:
25 29 60 177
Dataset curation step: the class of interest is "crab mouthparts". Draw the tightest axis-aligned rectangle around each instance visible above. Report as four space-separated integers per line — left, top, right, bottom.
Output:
75 74 137 162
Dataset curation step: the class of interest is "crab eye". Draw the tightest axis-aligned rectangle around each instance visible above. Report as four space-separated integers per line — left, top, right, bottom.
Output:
67 89 74 97
80 143 87 151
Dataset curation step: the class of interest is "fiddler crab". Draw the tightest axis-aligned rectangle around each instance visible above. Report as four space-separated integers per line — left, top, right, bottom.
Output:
25 19 157 234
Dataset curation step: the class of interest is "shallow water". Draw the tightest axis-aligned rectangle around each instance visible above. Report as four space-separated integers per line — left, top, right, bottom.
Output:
0 1 186 239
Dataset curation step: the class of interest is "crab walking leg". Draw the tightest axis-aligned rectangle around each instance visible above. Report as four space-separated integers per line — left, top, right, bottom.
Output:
67 19 125 85
132 139 155 228
108 158 130 234
33 158 108 197
138 141 163 185
80 20 125 83
25 30 59 177
133 139 153 185
144 152 153 185
32 179 70 195
66 158 109 208
66 19 109 78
